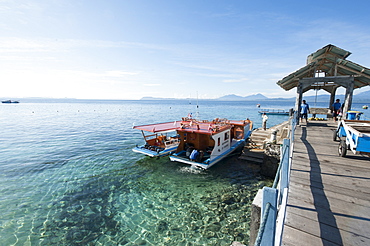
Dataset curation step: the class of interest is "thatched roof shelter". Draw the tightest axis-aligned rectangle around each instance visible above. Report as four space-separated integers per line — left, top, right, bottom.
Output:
277 44 370 117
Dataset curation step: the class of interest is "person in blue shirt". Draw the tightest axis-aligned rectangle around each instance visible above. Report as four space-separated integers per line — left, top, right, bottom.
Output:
189 149 199 161
300 100 310 123
331 99 342 122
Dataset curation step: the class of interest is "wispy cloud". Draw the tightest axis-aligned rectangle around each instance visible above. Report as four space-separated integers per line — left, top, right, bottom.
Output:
222 78 249 83
0 37 172 53
143 83 161 87
105 70 138 77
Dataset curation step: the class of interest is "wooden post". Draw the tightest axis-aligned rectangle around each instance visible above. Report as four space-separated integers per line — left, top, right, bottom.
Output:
261 187 278 246
295 82 303 124
280 139 290 202
342 77 354 116
249 189 263 246
329 87 337 110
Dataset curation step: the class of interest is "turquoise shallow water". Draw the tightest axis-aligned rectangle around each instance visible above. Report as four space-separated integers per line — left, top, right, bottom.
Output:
1 99 368 245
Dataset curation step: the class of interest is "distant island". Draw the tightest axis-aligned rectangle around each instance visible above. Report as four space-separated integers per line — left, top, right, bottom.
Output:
2 90 370 103
141 93 275 101
140 90 370 103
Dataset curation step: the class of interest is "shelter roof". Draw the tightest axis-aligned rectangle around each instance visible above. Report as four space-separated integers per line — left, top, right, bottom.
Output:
277 44 370 91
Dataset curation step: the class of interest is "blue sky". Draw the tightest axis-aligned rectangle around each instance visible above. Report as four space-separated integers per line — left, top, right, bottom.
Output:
1 0 370 100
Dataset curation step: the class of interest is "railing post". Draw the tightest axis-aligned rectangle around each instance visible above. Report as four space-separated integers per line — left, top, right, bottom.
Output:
261 187 278 246
280 138 290 200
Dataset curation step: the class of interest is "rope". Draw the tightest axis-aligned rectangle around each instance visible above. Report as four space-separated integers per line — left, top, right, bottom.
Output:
254 202 272 246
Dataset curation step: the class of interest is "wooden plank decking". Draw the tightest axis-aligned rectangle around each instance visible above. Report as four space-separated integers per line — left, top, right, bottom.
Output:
282 121 370 246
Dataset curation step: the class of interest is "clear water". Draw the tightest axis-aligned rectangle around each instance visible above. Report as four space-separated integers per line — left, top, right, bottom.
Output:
1 100 368 245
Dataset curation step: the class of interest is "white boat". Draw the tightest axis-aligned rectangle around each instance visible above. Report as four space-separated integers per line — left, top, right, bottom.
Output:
169 118 253 169
258 108 289 115
2 100 19 103
132 121 186 157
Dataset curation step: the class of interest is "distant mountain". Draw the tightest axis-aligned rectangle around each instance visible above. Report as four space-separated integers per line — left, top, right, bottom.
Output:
140 94 270 101
216 93 268 101
301 94 335 102
217 94 245 100
246 93 269 100
353 89 370 102
140 96 179 100
140 97 163 100
299 89 370 103
139 90 370 102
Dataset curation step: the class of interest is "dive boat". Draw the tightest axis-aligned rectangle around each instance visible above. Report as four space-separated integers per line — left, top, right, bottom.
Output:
132 121 187 157
169 118 253 169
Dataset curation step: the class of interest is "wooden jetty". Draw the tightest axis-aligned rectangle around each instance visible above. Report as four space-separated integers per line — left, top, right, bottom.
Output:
282 121 370 245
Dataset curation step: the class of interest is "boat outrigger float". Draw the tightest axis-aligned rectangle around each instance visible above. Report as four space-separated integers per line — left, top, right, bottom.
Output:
169 118 253 169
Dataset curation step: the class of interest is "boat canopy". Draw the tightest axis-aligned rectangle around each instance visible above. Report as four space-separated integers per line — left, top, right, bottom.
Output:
133 121 184 133
134 119 250 135
177 121 232 135
228 119 249 126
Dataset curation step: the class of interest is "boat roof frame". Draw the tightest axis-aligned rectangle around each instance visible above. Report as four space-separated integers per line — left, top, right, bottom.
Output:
133 121 184 133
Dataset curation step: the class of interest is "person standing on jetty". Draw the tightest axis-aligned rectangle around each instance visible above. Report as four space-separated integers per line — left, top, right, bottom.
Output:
331 99 342 122
300 100 310 123
262 112 268 130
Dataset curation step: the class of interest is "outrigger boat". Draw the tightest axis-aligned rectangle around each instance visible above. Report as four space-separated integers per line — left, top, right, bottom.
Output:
132 121 186 157
258 108 289 115
169 118 253 169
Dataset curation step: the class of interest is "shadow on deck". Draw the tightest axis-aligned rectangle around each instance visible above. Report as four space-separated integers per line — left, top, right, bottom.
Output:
282 121 370 246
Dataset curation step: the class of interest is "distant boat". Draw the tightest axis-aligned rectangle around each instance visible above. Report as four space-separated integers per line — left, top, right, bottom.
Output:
258 108 289 115
2 100 19 103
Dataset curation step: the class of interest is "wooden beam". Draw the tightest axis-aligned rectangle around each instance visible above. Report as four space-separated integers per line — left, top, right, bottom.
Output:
300 76 353 85
284 65 317 90
336 64 370 80
334 71 369 88
295 83 303 124
329 87 337 109
342 77 354 114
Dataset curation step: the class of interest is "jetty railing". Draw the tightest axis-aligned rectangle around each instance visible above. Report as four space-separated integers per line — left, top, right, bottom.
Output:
254 112 297 246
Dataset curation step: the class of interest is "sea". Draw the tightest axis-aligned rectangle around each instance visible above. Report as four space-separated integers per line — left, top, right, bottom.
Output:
1 99 369 246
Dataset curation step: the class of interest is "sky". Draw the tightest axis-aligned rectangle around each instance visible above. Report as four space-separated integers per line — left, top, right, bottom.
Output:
1 0 370 100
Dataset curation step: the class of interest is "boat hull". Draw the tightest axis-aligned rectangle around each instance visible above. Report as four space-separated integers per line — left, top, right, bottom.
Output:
132 145 178 157
169 139 245 169
259 112 289 115
258 108 289 115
